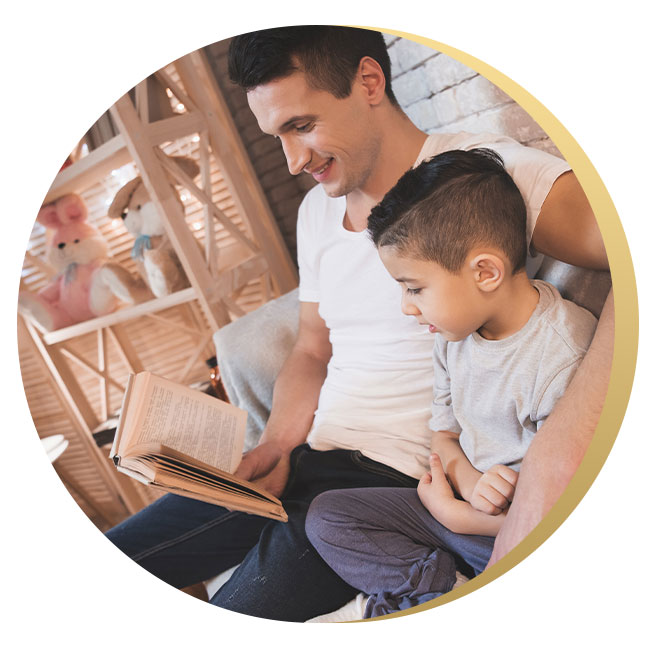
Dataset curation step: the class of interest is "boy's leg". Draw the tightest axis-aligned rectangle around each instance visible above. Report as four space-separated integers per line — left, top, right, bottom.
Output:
306 487 495 616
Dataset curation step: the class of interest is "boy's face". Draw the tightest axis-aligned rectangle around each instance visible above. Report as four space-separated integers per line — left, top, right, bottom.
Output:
378 246 487 342
247 69 381 198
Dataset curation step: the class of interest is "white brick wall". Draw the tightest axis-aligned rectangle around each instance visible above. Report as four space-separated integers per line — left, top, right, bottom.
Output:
388 37 562 157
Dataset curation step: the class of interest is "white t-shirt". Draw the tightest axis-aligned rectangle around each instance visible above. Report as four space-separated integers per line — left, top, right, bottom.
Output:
297 132 571 479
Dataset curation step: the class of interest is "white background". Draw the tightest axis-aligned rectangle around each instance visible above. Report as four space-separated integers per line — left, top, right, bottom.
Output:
2 1 646 646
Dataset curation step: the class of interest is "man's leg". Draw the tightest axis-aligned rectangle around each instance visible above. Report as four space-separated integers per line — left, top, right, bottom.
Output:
106 494 271 589
211 499 360 621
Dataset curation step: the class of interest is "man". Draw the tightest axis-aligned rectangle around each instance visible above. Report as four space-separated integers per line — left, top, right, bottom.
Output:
107 26 611 621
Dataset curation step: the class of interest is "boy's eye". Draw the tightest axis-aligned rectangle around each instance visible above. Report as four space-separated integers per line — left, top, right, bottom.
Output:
406 287 422 295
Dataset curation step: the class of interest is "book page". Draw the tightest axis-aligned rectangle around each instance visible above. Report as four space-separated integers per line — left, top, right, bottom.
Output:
126 373 247 473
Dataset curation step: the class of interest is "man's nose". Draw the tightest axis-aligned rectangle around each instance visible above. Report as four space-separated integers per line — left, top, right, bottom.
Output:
281 137 310 176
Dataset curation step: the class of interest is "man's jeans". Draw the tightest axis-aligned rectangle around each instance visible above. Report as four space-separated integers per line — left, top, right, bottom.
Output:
106 444 418 622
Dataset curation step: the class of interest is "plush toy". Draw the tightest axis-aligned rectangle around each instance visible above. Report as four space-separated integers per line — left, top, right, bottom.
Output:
107 155 200 298
19 193 152 331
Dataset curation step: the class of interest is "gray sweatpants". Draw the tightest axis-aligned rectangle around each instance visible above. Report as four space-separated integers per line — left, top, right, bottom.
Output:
305 487 495 618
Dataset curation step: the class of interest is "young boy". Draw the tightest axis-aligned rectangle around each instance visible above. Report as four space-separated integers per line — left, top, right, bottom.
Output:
305 148 598 619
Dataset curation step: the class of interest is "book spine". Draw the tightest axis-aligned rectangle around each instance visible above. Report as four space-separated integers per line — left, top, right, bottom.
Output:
110 373 136 464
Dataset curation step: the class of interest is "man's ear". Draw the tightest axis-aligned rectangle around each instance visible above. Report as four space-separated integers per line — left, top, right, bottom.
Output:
469 253 505 293
357 56 386 105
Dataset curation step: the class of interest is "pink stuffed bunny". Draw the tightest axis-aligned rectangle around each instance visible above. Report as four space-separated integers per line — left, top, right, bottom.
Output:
19 193 151 331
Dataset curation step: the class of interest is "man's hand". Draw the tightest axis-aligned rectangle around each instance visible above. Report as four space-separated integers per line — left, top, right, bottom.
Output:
234 440 291 498
470 465 519 515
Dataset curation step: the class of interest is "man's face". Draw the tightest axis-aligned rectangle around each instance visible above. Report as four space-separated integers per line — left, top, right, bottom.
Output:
247 70 381 198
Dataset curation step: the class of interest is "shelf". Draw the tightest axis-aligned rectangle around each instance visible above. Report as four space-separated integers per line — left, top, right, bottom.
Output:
40 253 268 345
44 112 204 204
42 287 197 344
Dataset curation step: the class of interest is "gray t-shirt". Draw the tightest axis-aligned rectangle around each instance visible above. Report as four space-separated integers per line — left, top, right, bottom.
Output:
429 280 597 472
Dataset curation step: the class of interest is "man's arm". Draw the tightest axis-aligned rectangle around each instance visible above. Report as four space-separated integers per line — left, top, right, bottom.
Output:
234 301 331 496
531 171 608 270
488 171 613 565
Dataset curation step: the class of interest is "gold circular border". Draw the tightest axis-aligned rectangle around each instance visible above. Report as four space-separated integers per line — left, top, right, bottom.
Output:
347 25 639 622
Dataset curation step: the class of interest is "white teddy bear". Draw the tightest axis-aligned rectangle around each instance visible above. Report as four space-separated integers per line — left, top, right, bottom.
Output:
108 155 200 298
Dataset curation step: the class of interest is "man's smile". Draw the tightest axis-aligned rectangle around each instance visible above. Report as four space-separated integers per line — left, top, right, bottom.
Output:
307 158 333 180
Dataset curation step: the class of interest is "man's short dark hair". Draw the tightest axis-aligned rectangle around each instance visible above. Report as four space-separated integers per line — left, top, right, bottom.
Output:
228 25 398 105
367 148 528 273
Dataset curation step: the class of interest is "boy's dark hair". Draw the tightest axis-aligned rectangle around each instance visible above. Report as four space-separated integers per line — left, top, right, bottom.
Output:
367 148 528 273
228 25 398 105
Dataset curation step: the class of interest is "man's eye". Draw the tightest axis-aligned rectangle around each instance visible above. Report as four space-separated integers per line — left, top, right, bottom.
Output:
295 123 313 133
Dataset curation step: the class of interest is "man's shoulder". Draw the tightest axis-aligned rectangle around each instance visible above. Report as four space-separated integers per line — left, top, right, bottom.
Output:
417 131 518 164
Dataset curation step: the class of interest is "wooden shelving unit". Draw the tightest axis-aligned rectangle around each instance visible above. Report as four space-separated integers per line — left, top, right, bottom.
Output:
18 49 297 526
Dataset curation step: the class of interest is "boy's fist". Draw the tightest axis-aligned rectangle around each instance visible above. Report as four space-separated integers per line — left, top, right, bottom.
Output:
470 464 518 515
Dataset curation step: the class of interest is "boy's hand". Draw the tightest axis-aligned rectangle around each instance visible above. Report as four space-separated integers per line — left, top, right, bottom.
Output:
470 465 519 515
417 453 462 526
419 454 510 536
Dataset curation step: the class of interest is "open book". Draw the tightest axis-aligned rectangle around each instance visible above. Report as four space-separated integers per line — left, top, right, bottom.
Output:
110 371 287 522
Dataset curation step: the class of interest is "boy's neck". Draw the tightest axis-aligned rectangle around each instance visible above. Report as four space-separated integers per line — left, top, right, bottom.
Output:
478 273 540 341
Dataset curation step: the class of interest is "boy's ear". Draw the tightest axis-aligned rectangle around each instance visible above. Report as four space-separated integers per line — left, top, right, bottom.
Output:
469 253 505 293
357 56 386 105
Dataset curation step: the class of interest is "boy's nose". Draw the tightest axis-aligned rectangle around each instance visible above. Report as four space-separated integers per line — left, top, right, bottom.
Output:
401 295 421 317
